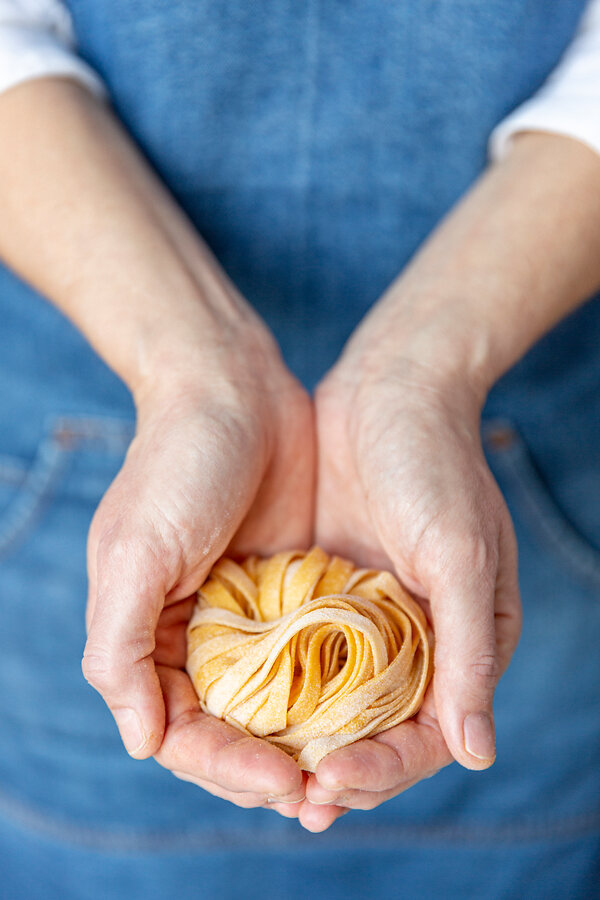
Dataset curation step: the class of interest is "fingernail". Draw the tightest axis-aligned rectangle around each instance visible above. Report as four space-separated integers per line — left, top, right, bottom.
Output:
266 796 305 805
113 708 146 756
308 798 350 807
463 712 496 762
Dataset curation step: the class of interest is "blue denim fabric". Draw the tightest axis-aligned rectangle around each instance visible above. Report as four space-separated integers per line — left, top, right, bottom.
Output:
1 2 599 898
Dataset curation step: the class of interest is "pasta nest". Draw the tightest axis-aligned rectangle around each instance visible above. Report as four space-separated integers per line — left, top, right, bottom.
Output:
186 547 432 771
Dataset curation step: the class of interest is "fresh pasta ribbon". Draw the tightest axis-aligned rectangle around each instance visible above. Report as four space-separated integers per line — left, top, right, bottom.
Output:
186 547 432 771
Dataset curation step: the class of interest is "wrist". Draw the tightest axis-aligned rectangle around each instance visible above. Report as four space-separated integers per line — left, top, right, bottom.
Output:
333 132 600 412
0 77 285 412
330 287 494 417
131 309 286 415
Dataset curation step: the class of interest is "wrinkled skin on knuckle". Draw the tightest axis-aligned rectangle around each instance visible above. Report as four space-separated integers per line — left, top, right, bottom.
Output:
412 522 490 590
95 529 134 574
81 648 114 695
410 478 503 581
82 634 155 694
449 529 498 581
434 640 499 709
467 652 499 687
94 519 172 600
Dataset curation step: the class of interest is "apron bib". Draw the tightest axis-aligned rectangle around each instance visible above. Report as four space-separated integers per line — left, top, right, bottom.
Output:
0 3 598 897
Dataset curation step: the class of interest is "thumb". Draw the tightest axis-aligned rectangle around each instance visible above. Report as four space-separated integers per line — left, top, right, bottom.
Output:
427 554 500 770
83 534 169 758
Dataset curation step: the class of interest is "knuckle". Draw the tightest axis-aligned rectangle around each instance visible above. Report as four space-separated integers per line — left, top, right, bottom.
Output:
82 638 154 700
449 530 496 576
95 529 170 597
81 649 115 694
96 531 136 573
468 652 498 687
416 516 498 581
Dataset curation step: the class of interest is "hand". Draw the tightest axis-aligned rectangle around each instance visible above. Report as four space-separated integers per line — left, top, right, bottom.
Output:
293 130 600 831
297 358 521 831
82 333 313 811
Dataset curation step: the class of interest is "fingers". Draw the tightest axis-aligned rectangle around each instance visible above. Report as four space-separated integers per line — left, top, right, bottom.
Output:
154 667 305 802
314 733 408 793
315 373 523 795
307 783 410 811
306 711 452 809
83 533 169 758
429 555 498 769
425 509 520 770
82 415 257 759
297 802 349 832
171 770 306 817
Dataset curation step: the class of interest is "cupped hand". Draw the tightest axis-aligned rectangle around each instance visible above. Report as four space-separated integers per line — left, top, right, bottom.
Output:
298 359 522 831
82 334 313 810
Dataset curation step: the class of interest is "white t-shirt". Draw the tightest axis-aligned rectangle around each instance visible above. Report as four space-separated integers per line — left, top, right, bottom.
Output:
0 0 599 162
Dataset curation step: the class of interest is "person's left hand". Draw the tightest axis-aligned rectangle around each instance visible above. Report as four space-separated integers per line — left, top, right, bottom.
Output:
293 352 522 832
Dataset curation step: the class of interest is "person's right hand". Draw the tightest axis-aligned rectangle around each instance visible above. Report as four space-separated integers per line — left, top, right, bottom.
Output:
82 326 314 813
0 77 314 815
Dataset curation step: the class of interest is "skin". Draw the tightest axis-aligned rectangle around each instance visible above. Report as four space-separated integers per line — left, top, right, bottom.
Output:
0 77 313 806
300 130 600 831
0 78 599 833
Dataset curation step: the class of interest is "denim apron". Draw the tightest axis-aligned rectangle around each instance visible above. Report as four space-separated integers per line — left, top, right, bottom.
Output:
1 2 599 898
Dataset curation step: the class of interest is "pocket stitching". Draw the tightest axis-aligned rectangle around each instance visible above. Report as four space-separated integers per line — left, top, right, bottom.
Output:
484 420 600 590
0 458 27 484
0 434 68 561
0 415 134 562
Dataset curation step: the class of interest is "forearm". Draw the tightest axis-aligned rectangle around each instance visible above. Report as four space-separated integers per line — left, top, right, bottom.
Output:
0 77 270 402
337 132 600 401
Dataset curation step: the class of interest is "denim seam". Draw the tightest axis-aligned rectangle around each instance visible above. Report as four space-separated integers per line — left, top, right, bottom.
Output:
0 434 67 561
1 787 599 853
292 0 319 316
0 459 27 484
296 0 319 192
484 420 600 590
501 447 600 589
0 414 133 560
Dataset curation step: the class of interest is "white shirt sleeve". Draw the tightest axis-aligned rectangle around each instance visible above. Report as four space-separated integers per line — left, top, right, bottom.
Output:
490 0 600 160
0 0 106 98
1 0 599 159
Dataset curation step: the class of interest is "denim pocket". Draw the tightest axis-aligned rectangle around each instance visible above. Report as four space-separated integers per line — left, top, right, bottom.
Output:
483 419 600 592
478 418 600 838
0 416 134 563
0 423 70 562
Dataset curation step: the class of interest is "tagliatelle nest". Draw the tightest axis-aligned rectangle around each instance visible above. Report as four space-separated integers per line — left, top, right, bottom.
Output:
186 547 432 771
